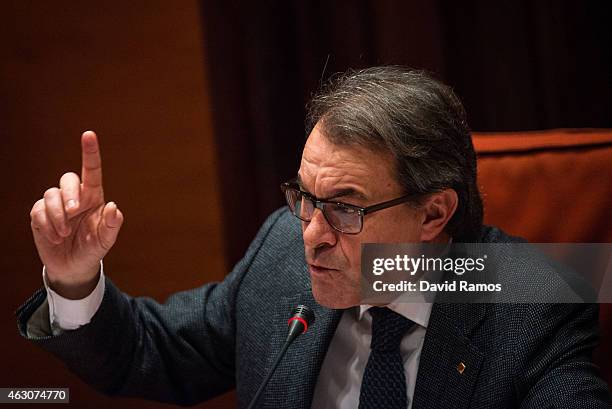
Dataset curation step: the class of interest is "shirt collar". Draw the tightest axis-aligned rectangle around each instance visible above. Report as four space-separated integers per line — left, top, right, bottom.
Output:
356 237 452 328
357 302 433 328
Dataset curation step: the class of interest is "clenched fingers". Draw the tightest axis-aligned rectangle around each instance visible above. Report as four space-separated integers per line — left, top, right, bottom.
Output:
44 188 71 238
60 172 81 215
30 198 62 245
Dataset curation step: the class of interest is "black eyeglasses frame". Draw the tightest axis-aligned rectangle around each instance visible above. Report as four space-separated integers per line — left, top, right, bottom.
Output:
280 181 419 234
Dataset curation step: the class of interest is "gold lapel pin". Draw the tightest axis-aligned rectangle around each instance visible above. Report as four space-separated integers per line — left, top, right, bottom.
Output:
457 362 466 374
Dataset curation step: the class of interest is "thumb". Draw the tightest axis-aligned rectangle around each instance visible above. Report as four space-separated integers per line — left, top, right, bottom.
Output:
98 201 124 252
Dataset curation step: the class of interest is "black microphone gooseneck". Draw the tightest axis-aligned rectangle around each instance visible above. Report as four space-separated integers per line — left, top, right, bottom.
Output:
246 305 315 409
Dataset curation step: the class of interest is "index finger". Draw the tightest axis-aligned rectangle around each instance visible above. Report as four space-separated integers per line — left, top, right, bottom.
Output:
81 130 103 189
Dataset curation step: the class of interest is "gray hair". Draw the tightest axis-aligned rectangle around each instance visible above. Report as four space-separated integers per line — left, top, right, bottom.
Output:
306 66 483 242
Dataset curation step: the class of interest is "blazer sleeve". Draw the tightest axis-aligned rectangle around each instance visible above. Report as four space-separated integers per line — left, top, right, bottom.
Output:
16 207 289 406
517 302 611 408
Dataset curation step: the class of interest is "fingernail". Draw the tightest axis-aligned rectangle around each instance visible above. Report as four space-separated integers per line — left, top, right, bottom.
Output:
66 200 77 210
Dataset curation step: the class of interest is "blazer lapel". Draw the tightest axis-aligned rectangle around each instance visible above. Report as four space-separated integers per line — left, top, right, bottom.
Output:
261 289 343 409
412 302 487 409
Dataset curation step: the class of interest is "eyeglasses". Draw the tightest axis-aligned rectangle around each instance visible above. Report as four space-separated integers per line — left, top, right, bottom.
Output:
281 181 417 234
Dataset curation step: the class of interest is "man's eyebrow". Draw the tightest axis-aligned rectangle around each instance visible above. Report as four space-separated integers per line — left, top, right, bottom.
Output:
324 188 366 202
295 174 366 202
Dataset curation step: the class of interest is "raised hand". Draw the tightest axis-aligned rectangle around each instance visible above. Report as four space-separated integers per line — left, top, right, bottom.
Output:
30 131 124 299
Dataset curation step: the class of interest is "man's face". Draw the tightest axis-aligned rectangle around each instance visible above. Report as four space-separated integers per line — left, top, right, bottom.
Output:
298 124 425 308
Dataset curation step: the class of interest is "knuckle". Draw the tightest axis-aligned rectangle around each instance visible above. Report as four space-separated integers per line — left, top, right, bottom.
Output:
31 211 45 226
61 171 77 179
30 207 44 220
99 239 111 251
60 171 79 185
30 199 44 216
44 187 59 198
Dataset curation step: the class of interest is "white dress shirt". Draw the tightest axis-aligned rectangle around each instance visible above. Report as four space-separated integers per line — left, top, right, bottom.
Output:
310 302 432 409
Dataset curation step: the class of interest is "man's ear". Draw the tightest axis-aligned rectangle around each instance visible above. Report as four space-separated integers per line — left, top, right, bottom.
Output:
418 189 458 242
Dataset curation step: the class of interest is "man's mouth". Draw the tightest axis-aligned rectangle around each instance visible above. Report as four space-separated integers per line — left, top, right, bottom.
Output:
308 264 339 276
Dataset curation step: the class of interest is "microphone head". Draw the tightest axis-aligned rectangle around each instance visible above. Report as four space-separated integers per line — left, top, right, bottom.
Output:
286 305 315 342
291 304 315 328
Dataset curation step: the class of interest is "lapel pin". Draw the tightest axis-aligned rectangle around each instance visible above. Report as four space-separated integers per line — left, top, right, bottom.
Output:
457 362 466 374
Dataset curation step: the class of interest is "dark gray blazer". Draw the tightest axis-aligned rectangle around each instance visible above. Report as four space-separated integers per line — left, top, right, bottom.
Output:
17 207 611 408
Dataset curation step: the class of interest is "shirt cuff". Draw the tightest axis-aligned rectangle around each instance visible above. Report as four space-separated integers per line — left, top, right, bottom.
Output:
42 261 105 333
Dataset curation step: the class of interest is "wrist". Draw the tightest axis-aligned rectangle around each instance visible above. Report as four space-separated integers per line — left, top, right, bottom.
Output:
45 265 101 300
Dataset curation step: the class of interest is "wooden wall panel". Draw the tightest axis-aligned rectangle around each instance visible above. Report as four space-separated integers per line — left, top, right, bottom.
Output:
0 1 234 407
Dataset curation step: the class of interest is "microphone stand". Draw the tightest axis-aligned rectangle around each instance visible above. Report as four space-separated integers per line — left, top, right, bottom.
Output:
246 305 315 409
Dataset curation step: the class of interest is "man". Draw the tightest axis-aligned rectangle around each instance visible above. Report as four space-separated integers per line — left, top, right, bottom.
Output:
18 67 610 408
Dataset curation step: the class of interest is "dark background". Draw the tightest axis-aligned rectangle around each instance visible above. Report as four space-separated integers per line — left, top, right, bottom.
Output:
202 0 612 265
1 1 611 408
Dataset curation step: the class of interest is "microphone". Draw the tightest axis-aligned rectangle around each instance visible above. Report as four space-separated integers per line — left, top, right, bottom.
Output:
246 305 315 409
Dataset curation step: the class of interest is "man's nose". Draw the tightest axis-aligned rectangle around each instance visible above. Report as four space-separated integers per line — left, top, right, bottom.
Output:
302 208 337 249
